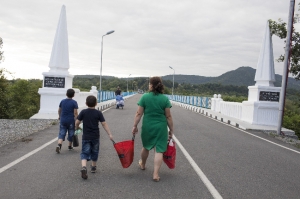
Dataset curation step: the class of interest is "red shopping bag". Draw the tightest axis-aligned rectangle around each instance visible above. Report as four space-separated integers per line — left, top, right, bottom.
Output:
163 139 176 169
112 135 135 168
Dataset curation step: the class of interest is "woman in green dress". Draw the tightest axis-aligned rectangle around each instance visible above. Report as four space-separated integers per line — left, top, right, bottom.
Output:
132 76 174 182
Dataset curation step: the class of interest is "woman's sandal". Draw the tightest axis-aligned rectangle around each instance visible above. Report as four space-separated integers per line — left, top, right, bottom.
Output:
152 177 160 182
138 159 145 170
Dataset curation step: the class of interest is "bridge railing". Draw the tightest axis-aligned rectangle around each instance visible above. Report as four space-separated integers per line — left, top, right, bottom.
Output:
219 101 243 120
97 91 136 103
166 95 211 109
211 94 243 120
167 94 242 121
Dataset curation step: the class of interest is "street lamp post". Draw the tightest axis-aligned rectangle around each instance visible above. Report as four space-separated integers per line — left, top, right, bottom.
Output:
99 30 114 103
169 66 175 99
127 74 131 93
132 81 134 92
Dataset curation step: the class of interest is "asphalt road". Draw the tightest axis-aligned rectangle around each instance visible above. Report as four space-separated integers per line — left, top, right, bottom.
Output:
0 94 299 199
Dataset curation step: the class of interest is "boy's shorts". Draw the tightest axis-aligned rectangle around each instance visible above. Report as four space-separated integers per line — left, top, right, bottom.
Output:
58 122 75 142
81 139 100 162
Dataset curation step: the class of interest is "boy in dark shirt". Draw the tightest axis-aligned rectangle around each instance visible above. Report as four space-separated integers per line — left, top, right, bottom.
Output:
115 86 121 96
75 95 113 179
56 89 78 153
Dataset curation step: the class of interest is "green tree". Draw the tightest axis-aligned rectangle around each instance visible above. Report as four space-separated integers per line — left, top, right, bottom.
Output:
6 79 41 119
269 6 300 137
269 16 300 80
0 37 4 63
0 38 9 118
0 68 10 118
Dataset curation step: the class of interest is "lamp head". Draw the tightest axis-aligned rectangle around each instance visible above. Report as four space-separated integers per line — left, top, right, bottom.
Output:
106 30 115 35
169 66 173 69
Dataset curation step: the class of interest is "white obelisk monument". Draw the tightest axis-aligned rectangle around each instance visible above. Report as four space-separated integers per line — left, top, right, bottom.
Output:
31 5 79 119
241 21 281 126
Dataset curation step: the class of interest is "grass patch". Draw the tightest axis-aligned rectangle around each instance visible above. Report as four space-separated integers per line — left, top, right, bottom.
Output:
294 143 300 149
21 138 33 143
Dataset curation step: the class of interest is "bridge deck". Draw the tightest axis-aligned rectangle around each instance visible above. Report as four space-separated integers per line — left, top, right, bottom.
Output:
0 94 299 199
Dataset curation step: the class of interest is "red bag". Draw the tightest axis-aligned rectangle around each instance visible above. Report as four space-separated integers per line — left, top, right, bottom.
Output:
112 135 135 168
163 139 176 169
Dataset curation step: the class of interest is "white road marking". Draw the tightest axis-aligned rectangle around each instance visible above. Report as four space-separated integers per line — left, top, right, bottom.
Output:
0 138 57 174
172 101 300 154
0 109 111 174
172 134 223 199
201 113 300 155
231 126 300 154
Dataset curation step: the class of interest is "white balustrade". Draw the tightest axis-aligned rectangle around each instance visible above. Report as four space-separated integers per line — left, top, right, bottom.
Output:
219 101 243 120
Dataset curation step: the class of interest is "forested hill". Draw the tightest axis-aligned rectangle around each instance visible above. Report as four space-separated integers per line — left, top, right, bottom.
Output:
161 66 300 90
75 66 300 90
74 75 115 79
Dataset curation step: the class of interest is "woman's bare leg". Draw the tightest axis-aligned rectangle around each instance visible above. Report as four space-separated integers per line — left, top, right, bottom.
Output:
140 147 149 169
153 150 163 180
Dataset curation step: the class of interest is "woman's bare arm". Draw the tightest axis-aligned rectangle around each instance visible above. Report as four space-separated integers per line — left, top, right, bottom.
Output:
132 106 144 135
165 108 174 138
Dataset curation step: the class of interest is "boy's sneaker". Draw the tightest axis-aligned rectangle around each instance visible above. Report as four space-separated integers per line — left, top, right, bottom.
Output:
56 144 61 153
68 146 73 150
81 167 88 179
91 166 97 173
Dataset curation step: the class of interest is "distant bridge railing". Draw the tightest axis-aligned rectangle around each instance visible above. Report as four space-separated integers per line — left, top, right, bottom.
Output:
166 94 242 121
166 95 211 109
97 91 136 103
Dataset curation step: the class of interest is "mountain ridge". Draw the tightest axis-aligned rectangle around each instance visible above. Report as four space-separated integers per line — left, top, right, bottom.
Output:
75 66 300 90
161 66 300 90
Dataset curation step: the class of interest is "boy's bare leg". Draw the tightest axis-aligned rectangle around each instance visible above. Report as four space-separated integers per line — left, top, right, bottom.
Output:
91 161 97 167
57 139 63 145
81 159 87 167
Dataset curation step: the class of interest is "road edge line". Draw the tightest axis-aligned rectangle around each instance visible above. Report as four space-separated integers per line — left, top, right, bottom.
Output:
202 114 300 155
0 108 112 174
172 135 223 199
0 138 57 174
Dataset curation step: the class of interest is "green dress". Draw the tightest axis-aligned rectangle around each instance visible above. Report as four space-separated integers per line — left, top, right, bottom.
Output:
138 92 172 153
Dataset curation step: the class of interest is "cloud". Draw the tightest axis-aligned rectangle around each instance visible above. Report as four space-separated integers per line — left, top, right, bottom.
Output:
0 0 296 80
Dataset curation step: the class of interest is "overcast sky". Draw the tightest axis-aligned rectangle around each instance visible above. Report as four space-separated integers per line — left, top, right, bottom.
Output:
0 0 299 80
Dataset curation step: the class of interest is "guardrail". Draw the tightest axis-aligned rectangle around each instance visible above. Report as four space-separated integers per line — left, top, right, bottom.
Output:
97 91 136 103
166 95 211 109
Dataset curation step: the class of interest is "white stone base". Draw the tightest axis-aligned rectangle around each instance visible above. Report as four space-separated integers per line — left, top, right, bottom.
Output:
30 87 80 119
42 71 74 89
248 85 281 101
241 101 279 126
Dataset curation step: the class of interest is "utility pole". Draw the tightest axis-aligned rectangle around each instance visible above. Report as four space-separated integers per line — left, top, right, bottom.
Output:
277 0 295 135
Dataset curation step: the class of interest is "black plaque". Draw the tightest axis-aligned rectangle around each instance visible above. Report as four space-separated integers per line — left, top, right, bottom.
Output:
259 91 280 102
44 77 65 88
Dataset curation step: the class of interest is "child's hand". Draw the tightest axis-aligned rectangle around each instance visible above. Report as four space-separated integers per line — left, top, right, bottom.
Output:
109 134 113 140
75 128 82 135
